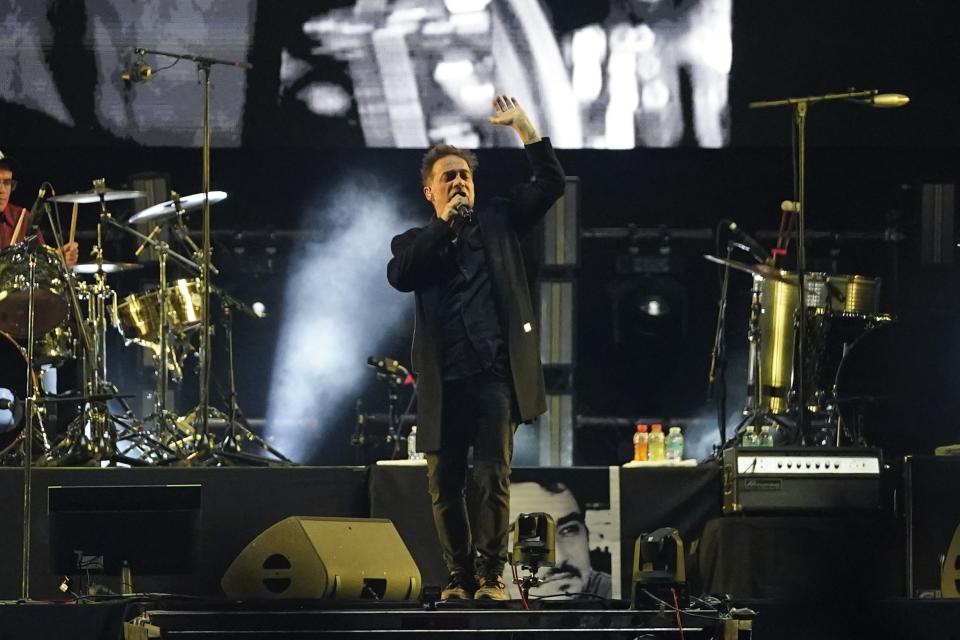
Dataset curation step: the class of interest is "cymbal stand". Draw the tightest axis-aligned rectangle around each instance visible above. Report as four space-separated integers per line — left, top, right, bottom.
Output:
44 184 162 465
99 212 202 459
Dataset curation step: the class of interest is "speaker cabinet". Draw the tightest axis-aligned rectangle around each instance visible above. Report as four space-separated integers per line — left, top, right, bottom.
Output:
221 516 421 601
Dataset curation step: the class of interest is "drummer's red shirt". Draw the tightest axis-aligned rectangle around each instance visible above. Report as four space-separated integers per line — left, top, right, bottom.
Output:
1 203 44 249
0 202 29 249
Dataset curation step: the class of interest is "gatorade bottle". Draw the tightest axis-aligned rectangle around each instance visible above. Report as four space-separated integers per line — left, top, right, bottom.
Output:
758 425 775 447
743 425 760 447
648 423 666 461
633 423 649 461
665 426 684 461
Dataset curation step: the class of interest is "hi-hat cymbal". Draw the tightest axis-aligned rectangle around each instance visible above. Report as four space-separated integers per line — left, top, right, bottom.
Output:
71 261 144 275
50 188 146 204
129 191 228 224
703 254 795 285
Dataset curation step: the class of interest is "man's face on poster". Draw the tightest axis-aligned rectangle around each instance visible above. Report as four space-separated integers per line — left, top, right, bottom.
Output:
510 482 593 597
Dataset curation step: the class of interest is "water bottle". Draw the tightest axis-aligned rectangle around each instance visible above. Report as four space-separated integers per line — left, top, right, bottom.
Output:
648 423 666 461
743 425 760 447
758 425 775 447
407 426 421 460
665 426 684 461
633 423 649 462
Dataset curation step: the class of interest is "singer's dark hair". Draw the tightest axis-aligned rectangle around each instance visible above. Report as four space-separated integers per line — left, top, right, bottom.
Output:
420 144 478 186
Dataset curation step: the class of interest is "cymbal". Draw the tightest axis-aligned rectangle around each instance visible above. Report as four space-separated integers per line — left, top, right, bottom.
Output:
71 261 144 275
703 254 796 285
50 188 146 204
129 191 228 224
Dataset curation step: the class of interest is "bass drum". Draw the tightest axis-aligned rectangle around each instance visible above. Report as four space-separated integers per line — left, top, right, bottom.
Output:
835 317 960 458
0 332 36 457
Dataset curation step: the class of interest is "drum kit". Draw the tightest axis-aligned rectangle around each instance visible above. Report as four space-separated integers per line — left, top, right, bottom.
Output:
706 252 892 446
0 181 288 466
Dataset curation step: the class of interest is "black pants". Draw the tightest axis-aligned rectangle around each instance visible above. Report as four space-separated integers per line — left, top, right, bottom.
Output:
426 370 515 577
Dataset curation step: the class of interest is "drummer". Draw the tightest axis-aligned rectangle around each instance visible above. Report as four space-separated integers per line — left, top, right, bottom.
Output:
0 151 79 266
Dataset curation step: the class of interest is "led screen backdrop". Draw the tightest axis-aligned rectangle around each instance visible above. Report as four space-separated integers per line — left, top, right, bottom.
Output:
0 0 957 149
0 0 731 149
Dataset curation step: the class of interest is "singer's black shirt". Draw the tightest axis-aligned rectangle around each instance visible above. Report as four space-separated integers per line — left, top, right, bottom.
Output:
437 218 507 380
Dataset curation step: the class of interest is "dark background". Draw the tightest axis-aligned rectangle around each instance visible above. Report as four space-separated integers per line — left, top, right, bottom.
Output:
1 1 959 464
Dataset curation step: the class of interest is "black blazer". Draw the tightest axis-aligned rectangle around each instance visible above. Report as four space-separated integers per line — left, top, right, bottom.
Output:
387 139 565 452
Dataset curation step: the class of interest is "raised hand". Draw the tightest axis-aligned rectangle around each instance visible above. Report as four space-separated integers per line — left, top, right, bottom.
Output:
487 95 541 145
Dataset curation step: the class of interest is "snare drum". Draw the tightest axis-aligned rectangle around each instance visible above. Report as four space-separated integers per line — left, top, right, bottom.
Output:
0 243 69 338
114 278 202 346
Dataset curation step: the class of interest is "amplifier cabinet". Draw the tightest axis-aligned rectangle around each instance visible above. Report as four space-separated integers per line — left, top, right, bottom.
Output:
722 446 882 514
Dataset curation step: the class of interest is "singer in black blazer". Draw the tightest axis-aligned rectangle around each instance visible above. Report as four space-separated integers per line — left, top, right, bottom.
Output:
387 138 564 452
386 95 564 597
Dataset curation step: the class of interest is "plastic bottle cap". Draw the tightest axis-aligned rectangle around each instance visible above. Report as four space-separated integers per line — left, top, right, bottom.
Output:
669 427 681 433
637 423 648 432
651 424 662 432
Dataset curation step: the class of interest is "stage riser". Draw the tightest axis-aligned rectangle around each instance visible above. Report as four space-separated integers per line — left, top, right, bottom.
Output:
0 467 369 599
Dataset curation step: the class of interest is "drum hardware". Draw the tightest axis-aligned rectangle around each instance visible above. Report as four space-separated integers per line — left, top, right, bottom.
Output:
40 181 166 467
100 211 203 458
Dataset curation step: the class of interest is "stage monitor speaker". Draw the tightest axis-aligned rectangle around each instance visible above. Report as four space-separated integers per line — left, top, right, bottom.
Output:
221 516 421 601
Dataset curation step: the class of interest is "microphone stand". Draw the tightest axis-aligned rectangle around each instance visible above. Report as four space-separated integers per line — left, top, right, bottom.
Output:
707 242 733 450
748 89 879 444
134 47 251 461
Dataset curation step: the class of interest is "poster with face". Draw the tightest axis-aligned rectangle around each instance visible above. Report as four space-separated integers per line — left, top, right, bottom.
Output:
506 467 619 599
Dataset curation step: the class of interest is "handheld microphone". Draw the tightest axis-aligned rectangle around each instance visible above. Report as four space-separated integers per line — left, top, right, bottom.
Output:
0 397 16 410
726 221 770 263
121 60 154 83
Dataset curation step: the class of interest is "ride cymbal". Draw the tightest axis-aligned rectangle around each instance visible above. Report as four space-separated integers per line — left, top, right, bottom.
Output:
71 261 144 275
703 254 796 285
129 191 228 224
50 188 146 204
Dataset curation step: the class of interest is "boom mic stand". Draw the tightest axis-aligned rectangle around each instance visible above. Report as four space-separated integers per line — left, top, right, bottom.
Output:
706 241 733 451
131 47 252 461
748 89 884 443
